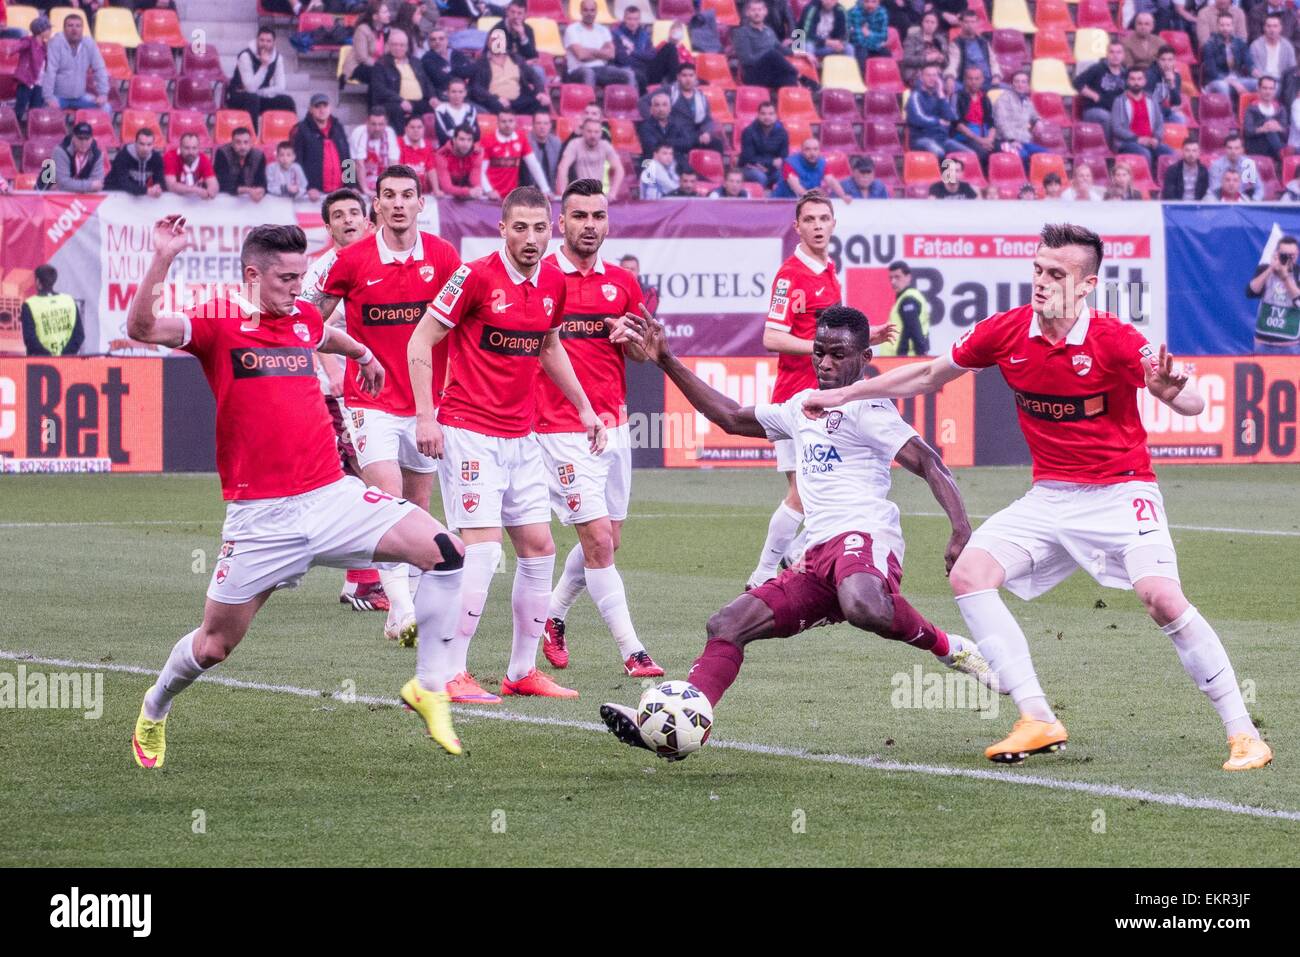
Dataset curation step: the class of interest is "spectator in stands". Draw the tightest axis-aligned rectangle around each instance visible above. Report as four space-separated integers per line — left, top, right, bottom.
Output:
14 15 50 124
712 168 750 198
640 142 681 199
952 65 996 166
1112 66 1175 169
840 154 889 197
266 141 309 200
21 265 83 358
689 6 725 54
471 28 544 116
797 0 850 60
433 78 479 145
163 132 219 200
522 111 562 191
1203 12 1257 98
481 110 552 198
618 254 657 312
1289 85 1300 151
907 64 964 159
1250 14 1296 83
847 0 890 71
1041 170 1064 198
1161 139 1209 199
882 0 922 38
739 100 788 189
773 136 850 199
672 167 701 197
342 0 391 87
214 127 268 202
1208 133 1261 198
392 1 432 57
637 91 695 165
1065 163 1105 201
226 27 298 126
1249 1 1299 44
901 11 949 87
761 0 795 40
565 0 637 88
49 122 103 193
399 113 437 188
1210 167 1250 201
1147 45 1188 124
928 155 977 199
931 0 965 30
371 29 438 131
349 107 401 193
1245 74 1289 163
612 4 656 89
557 117 625 194
63 0 103 30
496 0 546 91
42 13 107 111
1075 41 1129 141
421 28 471 101
733 0 801 88
294 93 351 201
1197 0 1246 48
946 9 998 92
1105 163 1143 200
105 127 164 197
435 124 486 199
994 70 1051 164
565 103 612 146
1016 182 1037 200
1123 13 1163 70
652 63 722 155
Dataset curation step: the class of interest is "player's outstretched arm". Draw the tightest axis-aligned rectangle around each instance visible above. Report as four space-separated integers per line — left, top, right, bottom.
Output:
126 215 192 348
1144 343 1205 416
319 325 385 397
802 353 967 420
893 435 972 575
407 309 452 457
541 329 608 453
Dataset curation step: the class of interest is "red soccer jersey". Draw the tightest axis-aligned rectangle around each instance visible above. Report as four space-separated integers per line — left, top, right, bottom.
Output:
766 245 843 403
431 249 567 438
534 251 644 433
162 149 215 187
322 228 461 416
481 129 533 198
950 304 1156 484
181 296 343 501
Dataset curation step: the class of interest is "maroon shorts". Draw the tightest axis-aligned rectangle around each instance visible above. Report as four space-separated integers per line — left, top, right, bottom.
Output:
749 530 903 638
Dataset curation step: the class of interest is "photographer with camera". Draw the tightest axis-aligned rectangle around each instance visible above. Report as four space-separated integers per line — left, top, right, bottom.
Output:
1246 234 1300 354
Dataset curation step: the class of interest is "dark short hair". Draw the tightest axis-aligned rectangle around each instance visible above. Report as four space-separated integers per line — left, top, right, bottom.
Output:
509 0 526 8
231 126 253 139
241 224 307 269
321 187 367 223
258 26 276 39
888 261 911 274
368 105 388 118
35 264 57 289
795 189 833 220
676 62 696 78
453 123 475 139
1279 234 1300 248
1266 12 1283 23
1156 44 1175 58
561 177 605 211
1043 171 1063 186
178 132 199 145
852 156 875 173
1225 132 1243 146
136 127 155 141
817 305 873 350
1127 65 1146 77
276 140 294 151
502 185 551 219
1259 74 1279 87
1040 222 1104 276
680 166 698 177
376 163 423 197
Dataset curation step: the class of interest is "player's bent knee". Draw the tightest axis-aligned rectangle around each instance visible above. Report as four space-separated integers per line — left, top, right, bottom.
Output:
1136 579 1188 627
433 531 465 571
949 551 1003 596
840 592 892 634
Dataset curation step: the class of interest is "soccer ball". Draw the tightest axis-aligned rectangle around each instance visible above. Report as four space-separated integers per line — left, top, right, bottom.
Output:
636 680 714 761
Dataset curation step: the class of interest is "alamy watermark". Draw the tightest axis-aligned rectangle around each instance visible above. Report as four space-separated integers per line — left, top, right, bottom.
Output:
1 665 103 719
890 665 999 719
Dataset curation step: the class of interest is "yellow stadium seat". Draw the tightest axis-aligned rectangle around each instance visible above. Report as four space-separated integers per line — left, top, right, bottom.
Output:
988 87 1005 105
527 18 566 57
47 7 77 34
568 0 616 23
477 16 502 31
1073 27 1110 64
820 54 866 94
93 7 143 49
1030 58 1075 95
651 19 693 52
991 0 1037 33
5 5 39 32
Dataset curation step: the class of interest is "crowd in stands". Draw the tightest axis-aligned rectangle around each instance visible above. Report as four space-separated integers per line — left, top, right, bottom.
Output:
5 0 1300 200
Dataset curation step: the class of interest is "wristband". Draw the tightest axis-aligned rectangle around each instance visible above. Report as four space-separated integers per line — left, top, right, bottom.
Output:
357 347 374 366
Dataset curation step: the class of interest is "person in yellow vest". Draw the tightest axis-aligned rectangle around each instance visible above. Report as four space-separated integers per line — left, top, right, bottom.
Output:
875 260 931 357
22 265 84 357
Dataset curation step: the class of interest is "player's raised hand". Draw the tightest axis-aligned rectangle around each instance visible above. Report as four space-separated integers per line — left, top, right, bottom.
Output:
415 414 445 459
582 409 608 455
1144 344 1188 402
869 322 898 348
152 215 190 259
801 386 849 420
356 356 386 398
615 305 668 363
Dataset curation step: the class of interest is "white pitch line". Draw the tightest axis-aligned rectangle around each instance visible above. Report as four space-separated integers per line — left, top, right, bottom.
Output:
3 650 1296 824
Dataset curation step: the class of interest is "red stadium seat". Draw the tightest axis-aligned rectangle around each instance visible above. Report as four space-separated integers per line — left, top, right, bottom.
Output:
701 0 740 27
820 88 857 123
987 151 1028 190
658 0 695 19
121 109 164 144
823 150 850 179
742 181 765 197
559 83 595 117
735 85 771 117
74 108 118 150
695 52 736 91
297 12 349 50
1252 154 1279 199
260 110 298 146
1032 91 1071 128
608 117 639 152
1034 0 1074 30
174 75 218 112
1198 122 1232 158
1197 92 1233 128
863 90 900 123
903 150 940 186
819 120 859 152
181 43 225 85
141 9 187 48
134 42 178 79
885 26 903 59
1160 30 1196 66
1285 154 1300 185
992 29 1031 75
865 152 902 194
0 38 18 76
128 75 171 111
0 144 17 181
97 41 132 83
21 136 57 174
25 107 65 141
602 83 639 120
1071 121 1112 158
1075 0 1119 32
864 120 903 155
701 85 734 124
865 57 904 94
215 109 256 144
527 0 567 21
777 86 820 126
946 150 987 188
0 105 22 145
1032 120 1067 153
1114 152 1158 193
167 109 214 148
1075 154 1110 186
782 117 813 147
1155 151 1179 185
967 0 993 32
1032 27 1073 64
689 148 725 185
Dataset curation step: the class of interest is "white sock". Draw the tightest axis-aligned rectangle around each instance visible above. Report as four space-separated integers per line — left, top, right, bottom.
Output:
786 527 810 564
752 502 802 582
451 541 502 675
408 565 422 604
506 554 555 681
956 589 1055 722
143 629 206 720
1162 605 1256 738
585 563 644 659
379 563 414 621
548 542 588 621
415 568 463 692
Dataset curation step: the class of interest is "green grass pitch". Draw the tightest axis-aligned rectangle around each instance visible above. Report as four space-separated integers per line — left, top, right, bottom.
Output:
1 466 1297 866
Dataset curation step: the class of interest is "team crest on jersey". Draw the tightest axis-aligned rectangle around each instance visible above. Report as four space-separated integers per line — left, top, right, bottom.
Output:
461 460 480 482
357 436 367 453
420 265 436 283
1072 353 1093 376
825 411 843 433
566 492 582 512
557 463 576 486
351 409 364 429
293 322 311 342
462 493 480 512
601 283 618 302
543 296 555 317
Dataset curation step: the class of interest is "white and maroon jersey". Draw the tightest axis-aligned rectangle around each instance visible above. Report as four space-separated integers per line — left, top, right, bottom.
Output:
302 247 344 396
534 250 644 433
766 245 843 403
481 129 533 197
754 390 918 554
950 305 1155 485
322 228 460 416
430 249 567 438
180 295 342 501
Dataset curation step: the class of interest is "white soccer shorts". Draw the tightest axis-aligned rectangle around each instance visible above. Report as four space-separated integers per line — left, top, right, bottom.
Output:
349 407 438 474
967 480 1181 601
774 438 797 473
437 425 552 530
535 423 632 526
207 476 418 604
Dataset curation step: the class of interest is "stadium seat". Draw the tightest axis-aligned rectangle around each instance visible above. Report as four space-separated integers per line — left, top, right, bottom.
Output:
1029 151 1068 190
128 75 171 111
865 57 904 94
215 109 256 144
987 151 1028 190
1163 122 1188 150
820 88 858 123
903 150 941 186
568 0 616 22
701 0 740 26
555 115 573 141
700 85 734 124
21 136 57 174
885 26 903 59
134 42 178 80
47 7 77 35
1114 152 1158 193
74 107 118 150
819 120 859 151
167 109 214 148
260 110 298 146
1076 0 1119 31
778 86 820 126
0 105 22 145
992 29 1030 75
120 109 163 144
1198 123 1232 157
1285 154 1300 185
476 113 497 139
602 84 639 120
97 42 133 83
1175 61 1199 104
946 150 987 188
689 147 725 185
527 0 567 20
820 55 865 94
1155 151 1179 185
559 83 596 117
1160 30 1196 66
528 17 569 57
1197 92 1233 129
1030 58 1075 96
965 0 994 32
298 12 348 50
1072 121 1111 158
181 44 225 85
783 117 813 147
863 90 900 123
991 0 1036 33
741 181 765 197
1073 27 1110 65
1034 0 1073 31
93 7 143 49
0 144 17 181
609 116 639 152
174 75 218 112
864 120 903 155
1033 120 1068 153
141 9 187 48
1033 27 1072 64
4 5 39 33
822 150 850 179
656 0 694 20
1032 91 1071 128
1252 155 1279 199
863 152 901 194
1237 92 1259 129
735 85 771 118
695 53 736 90
0 37 17 72
25 107 65 141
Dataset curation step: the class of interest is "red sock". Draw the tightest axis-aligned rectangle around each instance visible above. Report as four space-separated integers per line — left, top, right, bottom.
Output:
880 595 949 657
347 567 380 584
687 638 745 706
